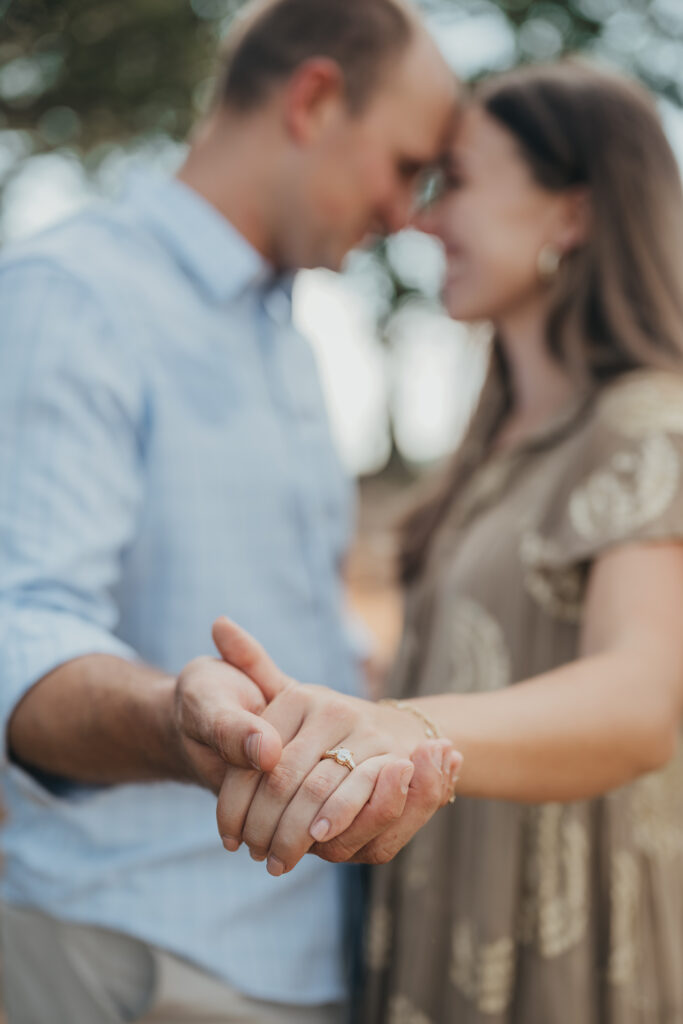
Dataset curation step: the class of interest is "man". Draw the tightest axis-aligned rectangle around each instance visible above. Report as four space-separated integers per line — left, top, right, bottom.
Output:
0 0 458 1020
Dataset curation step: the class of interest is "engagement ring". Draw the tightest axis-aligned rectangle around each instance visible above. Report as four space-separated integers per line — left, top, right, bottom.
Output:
321 747 356 772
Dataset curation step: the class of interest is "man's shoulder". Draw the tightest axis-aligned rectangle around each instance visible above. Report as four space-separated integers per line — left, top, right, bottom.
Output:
0 196 161 307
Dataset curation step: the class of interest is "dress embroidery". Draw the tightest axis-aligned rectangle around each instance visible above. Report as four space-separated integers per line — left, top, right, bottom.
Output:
607 850 640 988
519 805 589 958
388 995 433 1024
450 920 516 1015
569 435 680 542
519 530 584 622
366 371 683 1024
629 742 683 859
404 828 434 889
450 598 511 692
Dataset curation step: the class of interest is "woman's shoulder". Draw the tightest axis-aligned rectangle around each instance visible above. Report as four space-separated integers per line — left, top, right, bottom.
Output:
591 368 683 439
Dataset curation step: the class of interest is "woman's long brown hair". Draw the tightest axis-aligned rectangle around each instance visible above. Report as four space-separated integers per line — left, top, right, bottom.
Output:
401 60 683 584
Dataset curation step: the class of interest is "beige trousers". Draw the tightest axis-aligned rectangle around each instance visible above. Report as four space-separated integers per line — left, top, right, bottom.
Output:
0 904 347 1024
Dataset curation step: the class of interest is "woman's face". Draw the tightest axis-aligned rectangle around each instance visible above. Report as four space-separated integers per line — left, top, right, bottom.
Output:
419 105 581 324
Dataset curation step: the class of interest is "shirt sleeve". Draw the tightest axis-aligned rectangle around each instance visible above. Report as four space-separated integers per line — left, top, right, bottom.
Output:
520 370 683 623
0 257 146 765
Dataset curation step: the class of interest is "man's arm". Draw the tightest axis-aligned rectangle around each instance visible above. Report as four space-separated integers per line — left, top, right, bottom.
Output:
8 656 180 783
0 263 282 790
8 619 286 792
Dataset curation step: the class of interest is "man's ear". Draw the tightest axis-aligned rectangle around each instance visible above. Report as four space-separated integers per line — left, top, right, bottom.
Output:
555 186 591 254
282 57 347 144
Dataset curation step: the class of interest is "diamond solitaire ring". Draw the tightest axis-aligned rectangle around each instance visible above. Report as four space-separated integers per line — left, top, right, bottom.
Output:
321 747 356 772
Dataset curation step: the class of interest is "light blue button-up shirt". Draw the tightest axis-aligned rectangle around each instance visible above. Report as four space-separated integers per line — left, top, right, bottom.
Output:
0 172 363 1003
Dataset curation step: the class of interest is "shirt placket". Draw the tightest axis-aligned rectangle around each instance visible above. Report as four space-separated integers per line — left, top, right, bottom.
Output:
257 282 358 695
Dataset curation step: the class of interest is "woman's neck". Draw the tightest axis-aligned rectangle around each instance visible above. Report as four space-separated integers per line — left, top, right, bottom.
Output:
493 303 578 451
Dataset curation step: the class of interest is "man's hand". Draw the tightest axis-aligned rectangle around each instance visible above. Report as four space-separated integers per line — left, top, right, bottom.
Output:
7 617 288 789
173 618 288 793
212 618 462 871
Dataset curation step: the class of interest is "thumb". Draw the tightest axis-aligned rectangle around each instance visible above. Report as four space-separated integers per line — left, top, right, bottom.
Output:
211 705 283 775
212 617 288 704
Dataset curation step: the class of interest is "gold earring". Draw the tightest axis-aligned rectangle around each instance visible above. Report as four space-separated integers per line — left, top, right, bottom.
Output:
537 244 562 282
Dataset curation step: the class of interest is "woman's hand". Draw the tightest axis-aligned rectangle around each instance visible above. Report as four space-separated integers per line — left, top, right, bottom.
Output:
213 621 461 876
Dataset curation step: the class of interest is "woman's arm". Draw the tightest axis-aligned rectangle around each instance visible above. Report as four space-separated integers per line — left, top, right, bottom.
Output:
409 541 683 802
212 543 683 873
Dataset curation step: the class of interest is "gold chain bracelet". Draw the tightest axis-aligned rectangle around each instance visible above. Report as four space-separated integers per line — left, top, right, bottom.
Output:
379 698 442 739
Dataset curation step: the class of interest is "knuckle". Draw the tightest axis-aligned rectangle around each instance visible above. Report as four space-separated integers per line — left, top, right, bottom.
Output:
317 846 343 863
301 772 334 804
317 695 356 731
273 685 308 720
358 757 383 783
326 789 358 823
264 761 301 801
425 775 445 807
316 836 355 863
370 794 402 828
297 683 319 709
413 767 442 805
326 696 353 721
181 655 207 678
242 820 267 852
270 834 301 870
210 716 236 757
268 834 290 862
365 840 396 865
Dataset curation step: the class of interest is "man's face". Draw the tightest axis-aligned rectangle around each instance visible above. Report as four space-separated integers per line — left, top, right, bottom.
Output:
278 32 458 271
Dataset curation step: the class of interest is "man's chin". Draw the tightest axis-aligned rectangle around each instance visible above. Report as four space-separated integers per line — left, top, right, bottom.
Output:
308 234 371 272
309 249 347 274
356 232 383 252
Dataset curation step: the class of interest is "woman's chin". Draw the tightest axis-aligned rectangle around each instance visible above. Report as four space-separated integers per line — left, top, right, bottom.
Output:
442 291 487 323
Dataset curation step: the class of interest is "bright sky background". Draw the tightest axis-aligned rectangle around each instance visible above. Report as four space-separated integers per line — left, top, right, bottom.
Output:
4 10 683 476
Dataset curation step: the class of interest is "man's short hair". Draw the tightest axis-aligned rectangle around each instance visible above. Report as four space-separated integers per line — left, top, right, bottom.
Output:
216 0 415 114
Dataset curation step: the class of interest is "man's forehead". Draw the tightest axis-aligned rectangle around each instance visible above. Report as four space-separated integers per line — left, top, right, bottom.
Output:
386 42 458 120
376 75 460 157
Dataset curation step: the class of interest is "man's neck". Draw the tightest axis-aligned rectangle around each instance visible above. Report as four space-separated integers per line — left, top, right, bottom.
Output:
176 110 278 264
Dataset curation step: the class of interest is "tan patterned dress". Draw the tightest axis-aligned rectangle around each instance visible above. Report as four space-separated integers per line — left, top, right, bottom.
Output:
362 370 683 1024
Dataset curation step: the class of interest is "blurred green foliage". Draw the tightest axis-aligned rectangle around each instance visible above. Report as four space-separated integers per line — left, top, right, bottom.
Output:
3 0 683 470
2 0 683 181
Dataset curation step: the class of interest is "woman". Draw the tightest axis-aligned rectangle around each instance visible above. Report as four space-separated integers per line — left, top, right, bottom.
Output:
361 61 683 1023
216 61 683 1022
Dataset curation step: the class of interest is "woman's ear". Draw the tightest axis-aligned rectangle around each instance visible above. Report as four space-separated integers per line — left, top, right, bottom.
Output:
555 186 591 254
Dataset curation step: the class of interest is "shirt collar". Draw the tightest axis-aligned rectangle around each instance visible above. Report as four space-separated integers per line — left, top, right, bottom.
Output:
124 170 273 304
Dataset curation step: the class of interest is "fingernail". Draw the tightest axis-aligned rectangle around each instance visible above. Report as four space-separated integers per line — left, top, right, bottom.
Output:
267 855 285 877
245 732 262 771
221 835 240 852
399 766 414 795
249 848 267 862
310 818 330 842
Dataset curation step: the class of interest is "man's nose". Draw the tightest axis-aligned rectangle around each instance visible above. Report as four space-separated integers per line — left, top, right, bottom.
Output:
382 187 419 237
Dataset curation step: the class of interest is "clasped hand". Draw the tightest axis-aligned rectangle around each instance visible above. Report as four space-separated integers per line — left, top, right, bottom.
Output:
175 618 461 876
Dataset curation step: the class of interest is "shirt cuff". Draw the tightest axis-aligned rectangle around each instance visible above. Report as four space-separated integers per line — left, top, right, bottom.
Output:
0 605 139 769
